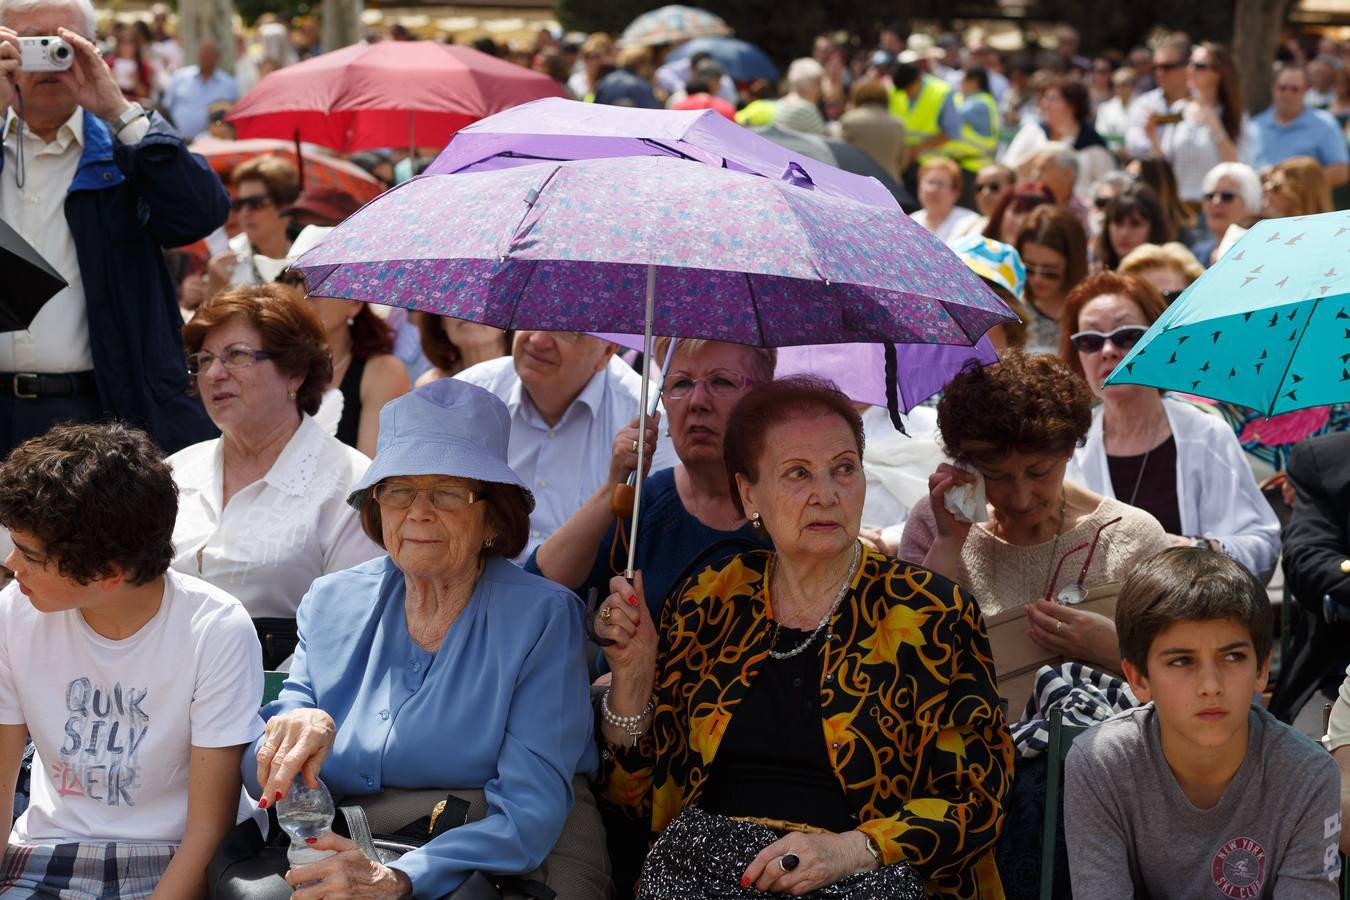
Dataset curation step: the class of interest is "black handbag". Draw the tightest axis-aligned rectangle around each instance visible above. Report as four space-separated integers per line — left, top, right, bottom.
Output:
207 803 440 900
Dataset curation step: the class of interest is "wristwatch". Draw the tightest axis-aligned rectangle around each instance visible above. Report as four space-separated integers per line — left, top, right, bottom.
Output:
110 102 148 135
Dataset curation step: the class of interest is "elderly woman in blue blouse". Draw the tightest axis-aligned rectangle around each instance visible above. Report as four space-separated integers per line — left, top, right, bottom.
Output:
246 379 601 898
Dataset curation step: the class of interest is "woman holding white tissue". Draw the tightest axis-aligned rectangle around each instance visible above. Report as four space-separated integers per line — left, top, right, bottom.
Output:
898 351 1170 710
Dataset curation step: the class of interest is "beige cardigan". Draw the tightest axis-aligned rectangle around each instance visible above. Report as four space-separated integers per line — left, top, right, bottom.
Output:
899 494 1171 711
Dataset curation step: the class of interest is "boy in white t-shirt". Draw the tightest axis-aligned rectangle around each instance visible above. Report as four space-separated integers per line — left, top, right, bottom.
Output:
0 423 264 898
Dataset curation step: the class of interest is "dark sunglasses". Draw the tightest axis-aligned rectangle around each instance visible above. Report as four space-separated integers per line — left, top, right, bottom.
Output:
1203 190 1238 204
1093 195 1114 209
1153 61 1184 71
1161 289 1184 304
1069 325 1148 354
1189 61 1212 71
231 195 274 212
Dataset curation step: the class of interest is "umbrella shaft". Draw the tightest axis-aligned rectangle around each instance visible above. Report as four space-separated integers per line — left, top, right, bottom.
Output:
626 265 657 579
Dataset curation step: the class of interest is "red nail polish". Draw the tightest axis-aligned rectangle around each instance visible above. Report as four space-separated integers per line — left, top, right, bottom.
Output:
274 791 283 801
304 837 317 845
628 594 638 606
740 875 751 888
258 798 268 809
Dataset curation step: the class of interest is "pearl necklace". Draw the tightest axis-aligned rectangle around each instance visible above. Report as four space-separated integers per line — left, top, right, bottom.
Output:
767 541 862 661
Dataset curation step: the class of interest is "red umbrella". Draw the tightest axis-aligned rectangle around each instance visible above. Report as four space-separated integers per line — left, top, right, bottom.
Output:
226 42 567 154
188 136 386 203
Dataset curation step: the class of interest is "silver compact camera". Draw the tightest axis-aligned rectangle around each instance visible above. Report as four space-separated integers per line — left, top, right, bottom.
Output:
19 36 74 72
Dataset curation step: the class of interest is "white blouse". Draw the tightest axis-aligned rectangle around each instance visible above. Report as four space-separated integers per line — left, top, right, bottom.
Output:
168 414 383 618
1069 398 1281 582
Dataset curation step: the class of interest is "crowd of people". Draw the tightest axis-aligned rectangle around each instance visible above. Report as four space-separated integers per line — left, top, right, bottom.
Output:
0 0 1349 898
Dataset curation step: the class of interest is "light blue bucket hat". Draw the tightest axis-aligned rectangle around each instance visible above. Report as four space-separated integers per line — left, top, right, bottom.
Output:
346 379 534 512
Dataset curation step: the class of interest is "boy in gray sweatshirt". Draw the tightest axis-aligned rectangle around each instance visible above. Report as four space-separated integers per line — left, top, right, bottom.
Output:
1065 548 1341 899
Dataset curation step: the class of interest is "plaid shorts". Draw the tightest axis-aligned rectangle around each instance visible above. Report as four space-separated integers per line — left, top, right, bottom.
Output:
0 841 175 898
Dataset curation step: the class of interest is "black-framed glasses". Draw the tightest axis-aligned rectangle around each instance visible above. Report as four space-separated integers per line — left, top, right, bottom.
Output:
278 269 307 289
1069 326 1148 354
1047 516 1123 604
231 195 275 212
186 344 275 376
371 481 481 511
1203 190 1238 204
663 370 755 401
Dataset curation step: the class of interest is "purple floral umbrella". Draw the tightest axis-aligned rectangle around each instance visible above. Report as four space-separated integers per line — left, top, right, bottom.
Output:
424 97 898 210
295 153 1015 573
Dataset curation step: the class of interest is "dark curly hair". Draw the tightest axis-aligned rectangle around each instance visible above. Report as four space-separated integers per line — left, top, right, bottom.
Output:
183 284 333 416
937 350 1092 463
0 423 177 586
723 375 863 516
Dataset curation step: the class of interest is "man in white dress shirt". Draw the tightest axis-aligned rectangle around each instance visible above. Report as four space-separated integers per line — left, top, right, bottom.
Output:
1123 39 1191 161
457 331 677 559
0 0 225 457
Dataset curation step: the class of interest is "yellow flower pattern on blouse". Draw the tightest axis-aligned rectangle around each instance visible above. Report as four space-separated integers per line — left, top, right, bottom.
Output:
597 546 1013 899
688 706 732 766
859 603 929 664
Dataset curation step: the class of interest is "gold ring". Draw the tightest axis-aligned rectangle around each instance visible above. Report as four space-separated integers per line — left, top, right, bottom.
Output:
1055 620 1065 634
600 605 613 624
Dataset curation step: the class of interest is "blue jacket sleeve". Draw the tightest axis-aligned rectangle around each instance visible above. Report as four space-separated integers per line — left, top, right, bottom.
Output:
390 595 597 897
118 112 229 248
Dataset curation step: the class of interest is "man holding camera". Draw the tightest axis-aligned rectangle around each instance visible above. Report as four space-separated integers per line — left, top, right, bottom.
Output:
0 0 225 458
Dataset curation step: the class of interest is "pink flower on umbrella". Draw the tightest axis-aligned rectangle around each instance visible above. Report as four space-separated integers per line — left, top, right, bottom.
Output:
1239 406 1332 446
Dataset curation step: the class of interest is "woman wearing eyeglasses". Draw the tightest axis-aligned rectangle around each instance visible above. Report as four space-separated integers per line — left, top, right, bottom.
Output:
203 157 301 302
1142 43 1249 207
1192 161 1263 266
529 340 775 625
1263 155 1334 218
899 350 1170 711
168 285 382 666
248 379 608 899
1014 205 1090 354
1060 272 1281 582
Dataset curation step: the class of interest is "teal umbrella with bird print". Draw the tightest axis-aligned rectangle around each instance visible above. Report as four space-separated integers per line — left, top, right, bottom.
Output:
1105 210 1350 416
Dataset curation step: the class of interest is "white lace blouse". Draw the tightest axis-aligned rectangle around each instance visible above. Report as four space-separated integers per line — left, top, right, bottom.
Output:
168 414 383 618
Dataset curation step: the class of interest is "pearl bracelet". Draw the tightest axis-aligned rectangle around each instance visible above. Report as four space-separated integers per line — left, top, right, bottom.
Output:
601 689 654 748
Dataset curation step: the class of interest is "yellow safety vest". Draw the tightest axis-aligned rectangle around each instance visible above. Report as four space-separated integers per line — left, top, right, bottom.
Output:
888 75 952 164
735 99 777 128
940 91 999 172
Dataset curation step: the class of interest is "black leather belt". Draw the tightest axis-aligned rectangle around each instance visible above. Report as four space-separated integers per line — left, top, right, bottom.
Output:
0 371 98 400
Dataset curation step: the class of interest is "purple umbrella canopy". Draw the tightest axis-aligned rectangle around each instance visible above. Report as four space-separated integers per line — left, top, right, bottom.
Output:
295 154 1015 348
596 333 999 414
424 97 898 209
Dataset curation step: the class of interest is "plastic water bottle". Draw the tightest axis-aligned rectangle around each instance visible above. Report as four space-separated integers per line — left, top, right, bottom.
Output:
276 780 336 873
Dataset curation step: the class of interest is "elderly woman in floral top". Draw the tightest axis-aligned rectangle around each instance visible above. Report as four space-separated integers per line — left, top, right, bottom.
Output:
594 376 1013 900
